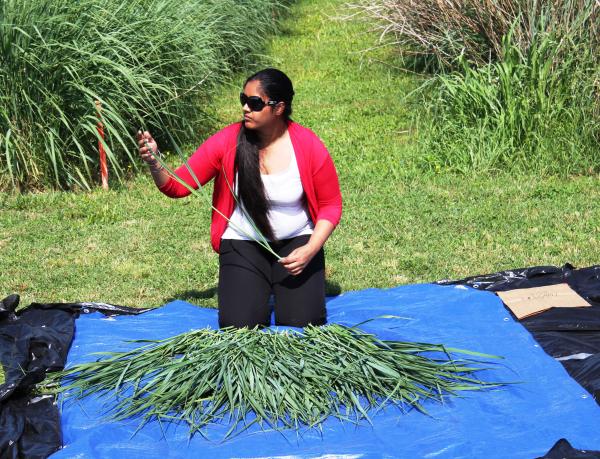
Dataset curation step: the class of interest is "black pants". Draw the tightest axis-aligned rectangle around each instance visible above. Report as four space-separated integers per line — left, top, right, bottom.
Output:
218 235 327 328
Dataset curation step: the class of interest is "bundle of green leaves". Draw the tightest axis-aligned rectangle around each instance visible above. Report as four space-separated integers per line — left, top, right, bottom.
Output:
45 323 505 440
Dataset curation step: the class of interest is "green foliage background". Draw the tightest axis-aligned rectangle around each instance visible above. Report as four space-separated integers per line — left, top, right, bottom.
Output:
0 0 290 190
1 0 599 313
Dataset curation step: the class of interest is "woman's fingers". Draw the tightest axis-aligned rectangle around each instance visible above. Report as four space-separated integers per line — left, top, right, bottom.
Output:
279 249 301 264
139 145 155 157
280 257 298 268
279 246 313 275
281 260 306 275
137 129 159 165
138 136 155 148
137 138 157 155
137 130 154 143
139 141 156 153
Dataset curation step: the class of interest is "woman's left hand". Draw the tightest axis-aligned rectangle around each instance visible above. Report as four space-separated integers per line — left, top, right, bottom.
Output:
278 243 319 276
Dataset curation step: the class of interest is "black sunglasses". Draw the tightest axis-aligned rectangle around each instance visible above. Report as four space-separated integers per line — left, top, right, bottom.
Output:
239 93 279 112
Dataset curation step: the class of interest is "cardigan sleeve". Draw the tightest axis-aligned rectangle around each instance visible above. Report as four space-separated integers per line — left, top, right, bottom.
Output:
158 129 227 198
311 136 343 227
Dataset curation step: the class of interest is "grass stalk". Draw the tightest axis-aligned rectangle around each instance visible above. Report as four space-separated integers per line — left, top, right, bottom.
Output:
142 136 281 259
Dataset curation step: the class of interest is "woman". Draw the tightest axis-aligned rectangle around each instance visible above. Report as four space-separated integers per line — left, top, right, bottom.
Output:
137 68 342 329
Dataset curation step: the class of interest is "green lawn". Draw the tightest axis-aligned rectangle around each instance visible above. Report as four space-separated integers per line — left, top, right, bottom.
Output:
1 0 599 314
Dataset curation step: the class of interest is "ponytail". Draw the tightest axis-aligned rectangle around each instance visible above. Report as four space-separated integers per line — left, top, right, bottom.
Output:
235 125 276 241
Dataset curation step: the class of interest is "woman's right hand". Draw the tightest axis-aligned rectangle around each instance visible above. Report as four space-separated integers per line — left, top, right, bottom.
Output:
136 130 159 166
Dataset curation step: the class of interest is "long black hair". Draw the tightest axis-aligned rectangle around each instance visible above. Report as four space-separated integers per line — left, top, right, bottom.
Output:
235 68 294 242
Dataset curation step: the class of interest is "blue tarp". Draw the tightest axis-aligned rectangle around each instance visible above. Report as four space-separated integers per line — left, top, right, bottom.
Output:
51 284 600 458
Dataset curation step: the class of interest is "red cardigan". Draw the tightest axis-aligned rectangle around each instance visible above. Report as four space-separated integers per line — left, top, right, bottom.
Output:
158 119 343 252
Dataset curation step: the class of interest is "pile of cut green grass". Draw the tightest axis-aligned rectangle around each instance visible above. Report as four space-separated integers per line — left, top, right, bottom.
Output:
2 0 600 388
46 324 502 439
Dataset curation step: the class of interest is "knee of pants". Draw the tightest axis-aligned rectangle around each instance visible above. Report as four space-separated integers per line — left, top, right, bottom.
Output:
279 316 327 328
274 304 327 328
218 313 270 330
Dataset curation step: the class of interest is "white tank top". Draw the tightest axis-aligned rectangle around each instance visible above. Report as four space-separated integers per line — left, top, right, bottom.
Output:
221 150 314 241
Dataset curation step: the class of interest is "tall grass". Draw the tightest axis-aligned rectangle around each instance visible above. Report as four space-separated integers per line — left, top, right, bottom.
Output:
0 0 290 191
418 29 600 174
352 0 600 174
351 0 599 70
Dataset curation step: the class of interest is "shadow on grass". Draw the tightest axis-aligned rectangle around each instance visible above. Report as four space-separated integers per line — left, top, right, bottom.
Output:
325 280 342 297
164 287 218 307
166 279 342 308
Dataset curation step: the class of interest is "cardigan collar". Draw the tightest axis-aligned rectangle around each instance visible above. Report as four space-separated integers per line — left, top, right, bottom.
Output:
286 119 307 177
225 119 305 173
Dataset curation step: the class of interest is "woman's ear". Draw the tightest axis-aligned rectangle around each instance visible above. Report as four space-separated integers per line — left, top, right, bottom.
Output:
274 102 286 117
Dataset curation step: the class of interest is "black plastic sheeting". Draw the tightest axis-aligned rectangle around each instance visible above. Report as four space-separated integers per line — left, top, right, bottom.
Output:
438 264 600 458
438 263 600 404
537 439 600 459
0 294 148 459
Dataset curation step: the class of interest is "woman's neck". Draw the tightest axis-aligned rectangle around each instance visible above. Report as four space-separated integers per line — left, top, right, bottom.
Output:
256 119 288 148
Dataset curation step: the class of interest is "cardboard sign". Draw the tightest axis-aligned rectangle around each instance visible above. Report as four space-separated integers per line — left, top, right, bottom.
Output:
496 283 591 320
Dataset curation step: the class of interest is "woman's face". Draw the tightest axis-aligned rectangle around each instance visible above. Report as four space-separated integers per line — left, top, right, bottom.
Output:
241 80 284 130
